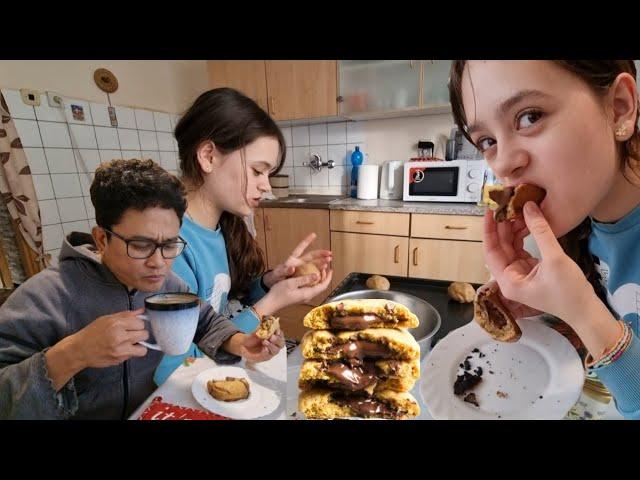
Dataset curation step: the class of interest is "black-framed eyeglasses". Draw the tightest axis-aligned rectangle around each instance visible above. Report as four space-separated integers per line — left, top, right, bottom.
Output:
103 228 187 259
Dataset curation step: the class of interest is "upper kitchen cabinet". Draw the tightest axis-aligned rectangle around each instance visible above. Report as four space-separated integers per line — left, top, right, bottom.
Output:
338 60 452 120
339 60 421 115
264 61 338 121
207 60 269 112
422 60 452 107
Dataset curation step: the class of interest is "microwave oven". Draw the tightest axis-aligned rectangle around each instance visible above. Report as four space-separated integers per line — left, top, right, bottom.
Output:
402 159 488 203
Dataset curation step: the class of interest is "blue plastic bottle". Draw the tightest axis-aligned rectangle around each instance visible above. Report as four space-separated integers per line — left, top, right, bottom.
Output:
350 146 364 198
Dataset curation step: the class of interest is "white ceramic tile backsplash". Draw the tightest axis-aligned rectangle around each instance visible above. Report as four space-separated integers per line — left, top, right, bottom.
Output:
157 132 174 151
328 165 348 187
292 147 310 167
23 148 48 174
153 112 172 132
34 98 65 123
84 196 95 219
118 129 140 150
98 149 122 164
90 102 112 127
294 167 311 186
121 150 141 159
51 173 82 198
134 109 155 130
139 130 159 150
311 166 329 187
327 122 347 144
69 124 98 149
39 199 61 225
2 89 36 119
45 148 77 174
56 197 87 223
280 126 292 147
62 220 91 235
141 151 160 164
42 224 64 251
309 124 328 145
159 151 178 171
114 107 137 129
39 122 72 148
346 122 365 143
78 173 93 196
292 126 310 146
328 144 348 166
76 150 102 173
13 119 42 147
32 174 55 200
95 126 120 150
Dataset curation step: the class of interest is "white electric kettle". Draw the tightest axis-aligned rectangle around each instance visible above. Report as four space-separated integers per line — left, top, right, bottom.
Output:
379 160 404 200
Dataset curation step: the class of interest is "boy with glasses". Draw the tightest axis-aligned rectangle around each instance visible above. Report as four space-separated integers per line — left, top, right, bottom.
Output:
0 159 286 419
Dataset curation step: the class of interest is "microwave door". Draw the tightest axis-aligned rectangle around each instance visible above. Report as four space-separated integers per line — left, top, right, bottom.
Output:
409 167 459 197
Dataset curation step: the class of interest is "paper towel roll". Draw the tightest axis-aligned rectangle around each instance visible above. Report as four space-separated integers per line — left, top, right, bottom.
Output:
357 165 380 199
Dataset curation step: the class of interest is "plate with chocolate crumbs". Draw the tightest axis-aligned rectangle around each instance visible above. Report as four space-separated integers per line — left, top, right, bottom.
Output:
420 319 584 419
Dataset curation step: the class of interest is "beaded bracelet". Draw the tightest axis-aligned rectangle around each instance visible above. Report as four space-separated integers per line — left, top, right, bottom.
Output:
586 321 633 370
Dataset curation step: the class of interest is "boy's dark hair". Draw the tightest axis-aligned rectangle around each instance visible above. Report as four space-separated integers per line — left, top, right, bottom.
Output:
90 159 187 231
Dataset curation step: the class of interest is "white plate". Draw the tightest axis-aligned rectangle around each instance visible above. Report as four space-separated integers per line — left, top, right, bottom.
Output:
420 320 584 420
192 366 281 419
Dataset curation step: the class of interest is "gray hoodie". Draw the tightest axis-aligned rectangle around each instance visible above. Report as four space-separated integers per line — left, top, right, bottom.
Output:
0 233 242 419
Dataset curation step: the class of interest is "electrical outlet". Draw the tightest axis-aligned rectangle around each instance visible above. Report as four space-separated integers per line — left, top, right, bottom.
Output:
19 88 41 107
46 91 63 108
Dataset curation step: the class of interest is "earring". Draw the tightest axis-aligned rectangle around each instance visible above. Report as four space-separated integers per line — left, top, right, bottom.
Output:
615 125 628 138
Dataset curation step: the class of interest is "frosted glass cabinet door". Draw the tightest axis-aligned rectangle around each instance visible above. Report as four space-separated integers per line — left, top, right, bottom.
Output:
422 60 452 107
338 60 421 114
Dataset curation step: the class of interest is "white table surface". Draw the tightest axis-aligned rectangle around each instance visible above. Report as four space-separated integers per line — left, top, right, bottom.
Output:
130 348 287 420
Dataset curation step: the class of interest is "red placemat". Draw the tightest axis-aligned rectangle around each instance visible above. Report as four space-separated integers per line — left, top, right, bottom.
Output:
138 396 231 420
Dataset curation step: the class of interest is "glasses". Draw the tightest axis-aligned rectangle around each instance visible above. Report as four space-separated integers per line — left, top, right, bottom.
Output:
104 228 187 259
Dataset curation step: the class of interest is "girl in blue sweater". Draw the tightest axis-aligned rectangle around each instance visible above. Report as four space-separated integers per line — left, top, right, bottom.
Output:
154 88 332 384
449 60 640 419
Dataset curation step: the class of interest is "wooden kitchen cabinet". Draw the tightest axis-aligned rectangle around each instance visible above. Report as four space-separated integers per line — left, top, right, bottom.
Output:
330 210 410 236
207 61 269 112
253 208 267 265
411 213 483 241
330 231 409 291
265 61 338 120
408 237 489 284
263 208 331 306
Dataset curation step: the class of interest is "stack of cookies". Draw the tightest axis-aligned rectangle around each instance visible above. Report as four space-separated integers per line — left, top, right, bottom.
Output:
298 299 421 420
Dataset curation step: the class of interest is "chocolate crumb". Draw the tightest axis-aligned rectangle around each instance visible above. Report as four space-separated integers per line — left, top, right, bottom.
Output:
474 366 483 376
472 348 480 353
463 359 471 370
489 370 494 374
463 393 479 407
539 395 543 399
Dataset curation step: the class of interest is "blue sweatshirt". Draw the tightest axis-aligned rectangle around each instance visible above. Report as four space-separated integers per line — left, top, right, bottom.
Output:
153 215 267 385
588 202 640 419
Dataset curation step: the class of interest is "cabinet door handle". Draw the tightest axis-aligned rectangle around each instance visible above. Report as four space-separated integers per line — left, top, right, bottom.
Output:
356 221 375 225
394 245 399 263
413 247 419 266
264 214 271 232
269 96 276 116
445 225 468 230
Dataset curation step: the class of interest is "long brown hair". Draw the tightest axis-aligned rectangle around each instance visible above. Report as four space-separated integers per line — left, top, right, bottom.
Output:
175 88 286 298
448 60 640 312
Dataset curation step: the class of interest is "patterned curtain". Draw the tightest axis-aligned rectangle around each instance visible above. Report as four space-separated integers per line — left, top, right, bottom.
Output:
0 92 46 271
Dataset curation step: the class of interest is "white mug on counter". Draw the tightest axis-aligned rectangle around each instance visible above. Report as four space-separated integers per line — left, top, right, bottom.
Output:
357 164 380 200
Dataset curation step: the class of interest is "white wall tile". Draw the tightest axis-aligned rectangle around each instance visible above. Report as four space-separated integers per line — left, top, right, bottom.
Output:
62 220 91 235
346 122 365 143
141 151 160 164
39 122 71 148
157 132 174 151
117 129 140 150
95 126 120 150
114 107 136 129
134 109 155 130
13 119 42 147
63 98 93 125
328 122 347 144
329 166 348 186
45 148 77 174
170 114 181 129
76 150 102 173
139 130 159 150
56 197 87 222
32 175 55 200
84 197 95 220
69 124 97 149
51 173 82 198
39 199 61 225
153 112 172 132
88 218 97 229
42 224 64 251
311 166 329 187
294 167 311 186
172 137 178 152
23 147 48 174
34 99 65 122
291 126 310 146
121 150 141 159
283 147 293 169
90 103 111 127
2 89 36 119
280 126 292 147
159 151 178 170
309 124 328 145
78 173 93 196
328 144 348 166
98 149 122 164
292 146 310 167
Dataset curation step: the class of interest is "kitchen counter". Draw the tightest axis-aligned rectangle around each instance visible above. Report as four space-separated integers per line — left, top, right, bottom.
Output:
260 195 486 216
